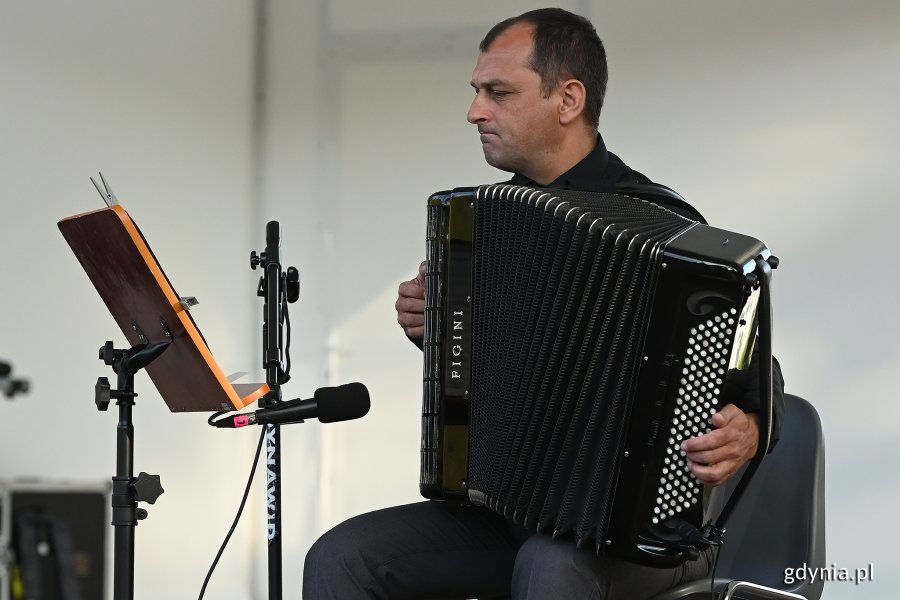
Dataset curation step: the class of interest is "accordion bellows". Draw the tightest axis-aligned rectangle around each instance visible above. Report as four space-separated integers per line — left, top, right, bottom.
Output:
421 184 768 564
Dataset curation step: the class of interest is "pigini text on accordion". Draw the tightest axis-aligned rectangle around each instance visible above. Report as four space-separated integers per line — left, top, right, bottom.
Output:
420 184 777 566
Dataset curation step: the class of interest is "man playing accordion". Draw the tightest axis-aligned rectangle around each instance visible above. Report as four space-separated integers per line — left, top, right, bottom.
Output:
304 8 784 599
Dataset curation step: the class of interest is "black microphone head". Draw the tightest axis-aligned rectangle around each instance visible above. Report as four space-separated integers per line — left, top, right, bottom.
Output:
314 382 370 423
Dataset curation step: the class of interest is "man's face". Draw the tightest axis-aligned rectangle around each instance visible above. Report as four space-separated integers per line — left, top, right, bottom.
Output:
467 24 562 179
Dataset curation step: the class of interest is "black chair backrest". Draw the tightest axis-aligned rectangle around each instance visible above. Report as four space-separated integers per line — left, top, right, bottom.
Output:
714 393 826 596
650 393 826 600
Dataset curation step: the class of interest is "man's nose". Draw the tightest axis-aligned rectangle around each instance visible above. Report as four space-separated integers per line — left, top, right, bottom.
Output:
467 94 486 124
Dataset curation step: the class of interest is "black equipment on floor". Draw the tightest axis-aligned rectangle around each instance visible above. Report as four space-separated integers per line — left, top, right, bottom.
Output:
0 482 107 600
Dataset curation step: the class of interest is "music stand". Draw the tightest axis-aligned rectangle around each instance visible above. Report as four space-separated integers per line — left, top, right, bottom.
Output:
58 203 268 599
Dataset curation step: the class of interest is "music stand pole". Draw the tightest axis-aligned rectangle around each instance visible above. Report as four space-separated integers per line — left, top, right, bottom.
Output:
95 340 168 600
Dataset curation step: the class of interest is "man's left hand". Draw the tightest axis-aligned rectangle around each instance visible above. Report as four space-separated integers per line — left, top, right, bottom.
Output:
682 404 759 486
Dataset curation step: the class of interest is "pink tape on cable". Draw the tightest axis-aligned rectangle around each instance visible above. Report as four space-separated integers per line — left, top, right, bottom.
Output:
234 415 250 428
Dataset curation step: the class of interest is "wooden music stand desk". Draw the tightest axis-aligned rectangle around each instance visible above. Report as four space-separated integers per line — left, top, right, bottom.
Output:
58 204 267 412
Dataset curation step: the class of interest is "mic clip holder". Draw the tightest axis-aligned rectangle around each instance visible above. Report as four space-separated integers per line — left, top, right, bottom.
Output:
261 394 305 417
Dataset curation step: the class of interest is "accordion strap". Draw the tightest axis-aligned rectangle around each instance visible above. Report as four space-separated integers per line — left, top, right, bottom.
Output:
710 255 775 536
614 173 708 224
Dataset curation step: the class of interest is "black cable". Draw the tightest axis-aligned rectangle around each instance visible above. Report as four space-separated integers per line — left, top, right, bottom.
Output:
198 427 266 599
279 298 292 385
284 299 291 375
207 410 230 426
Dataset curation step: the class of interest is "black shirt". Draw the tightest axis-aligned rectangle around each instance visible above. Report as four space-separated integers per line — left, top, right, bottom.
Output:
509 133 707 223
509 133 628 193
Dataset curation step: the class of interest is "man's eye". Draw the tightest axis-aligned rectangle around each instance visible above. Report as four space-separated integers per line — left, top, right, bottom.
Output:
491 91 510 99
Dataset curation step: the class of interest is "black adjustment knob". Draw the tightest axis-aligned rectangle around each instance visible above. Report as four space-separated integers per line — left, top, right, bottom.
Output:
744 272 759 288
95 377 111 411
767 255 780 269
136 508 148 520
99 341 118 366
285 266 300 303
250 250 260 270
132 472 164 504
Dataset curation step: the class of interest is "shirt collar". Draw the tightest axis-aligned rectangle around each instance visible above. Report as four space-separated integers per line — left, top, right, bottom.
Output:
509 133 611 191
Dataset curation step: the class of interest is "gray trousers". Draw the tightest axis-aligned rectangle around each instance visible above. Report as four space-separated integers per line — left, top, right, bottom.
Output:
302 501 714 599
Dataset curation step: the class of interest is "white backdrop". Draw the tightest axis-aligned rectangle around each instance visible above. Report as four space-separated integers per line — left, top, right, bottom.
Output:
2 1 898 598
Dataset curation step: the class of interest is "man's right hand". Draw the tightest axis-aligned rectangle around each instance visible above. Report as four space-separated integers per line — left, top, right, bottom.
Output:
396 261 426 340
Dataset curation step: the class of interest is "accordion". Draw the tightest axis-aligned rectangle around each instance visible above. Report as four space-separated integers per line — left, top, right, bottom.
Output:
420 184 776 565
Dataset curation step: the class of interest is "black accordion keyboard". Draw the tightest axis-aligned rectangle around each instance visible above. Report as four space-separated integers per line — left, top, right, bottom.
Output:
421 184 772 565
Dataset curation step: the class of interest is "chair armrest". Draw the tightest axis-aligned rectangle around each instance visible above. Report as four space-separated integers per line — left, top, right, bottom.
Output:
722 581 807 600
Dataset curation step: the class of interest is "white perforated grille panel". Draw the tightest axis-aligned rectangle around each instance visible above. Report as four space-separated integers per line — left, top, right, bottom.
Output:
652 308 737 524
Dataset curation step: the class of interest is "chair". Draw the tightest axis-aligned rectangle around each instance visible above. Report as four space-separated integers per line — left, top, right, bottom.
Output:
650 393 826 600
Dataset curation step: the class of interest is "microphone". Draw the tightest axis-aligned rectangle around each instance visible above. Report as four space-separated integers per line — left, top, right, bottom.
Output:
217 383 370 428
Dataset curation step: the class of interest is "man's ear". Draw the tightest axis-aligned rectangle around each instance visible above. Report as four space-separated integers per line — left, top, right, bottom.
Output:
558 79 587 125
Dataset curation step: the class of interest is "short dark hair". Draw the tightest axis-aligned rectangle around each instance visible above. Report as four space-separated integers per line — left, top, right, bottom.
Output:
480 8 608 129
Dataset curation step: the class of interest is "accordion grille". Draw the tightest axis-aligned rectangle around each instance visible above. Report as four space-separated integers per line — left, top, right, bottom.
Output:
467 184 695 546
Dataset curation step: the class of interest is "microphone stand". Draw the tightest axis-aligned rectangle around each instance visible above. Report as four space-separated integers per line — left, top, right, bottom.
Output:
250 221 299 600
